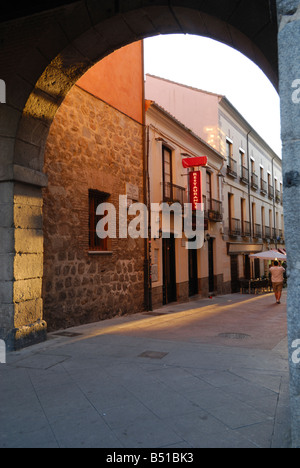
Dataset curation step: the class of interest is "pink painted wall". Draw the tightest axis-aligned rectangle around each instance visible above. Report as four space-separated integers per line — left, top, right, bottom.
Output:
145 74 221 150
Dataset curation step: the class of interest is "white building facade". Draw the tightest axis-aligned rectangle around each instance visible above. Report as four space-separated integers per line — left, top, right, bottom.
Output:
145 75 284 303
146 101 228 308
220 97 284 290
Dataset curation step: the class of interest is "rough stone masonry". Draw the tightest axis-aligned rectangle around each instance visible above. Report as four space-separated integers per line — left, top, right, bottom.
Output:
277 0 300 448
42 85 145 331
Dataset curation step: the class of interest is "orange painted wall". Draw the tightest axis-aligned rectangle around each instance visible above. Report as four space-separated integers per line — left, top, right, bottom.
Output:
77 41 144 124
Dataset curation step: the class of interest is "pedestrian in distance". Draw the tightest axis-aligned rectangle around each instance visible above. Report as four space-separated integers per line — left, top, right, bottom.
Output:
269 260 285 304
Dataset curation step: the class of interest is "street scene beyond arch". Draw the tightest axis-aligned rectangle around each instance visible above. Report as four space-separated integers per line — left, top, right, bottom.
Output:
1 0 300 448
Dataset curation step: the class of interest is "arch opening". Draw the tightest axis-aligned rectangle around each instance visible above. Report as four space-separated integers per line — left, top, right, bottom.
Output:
0 0 280 346
41 32 282 331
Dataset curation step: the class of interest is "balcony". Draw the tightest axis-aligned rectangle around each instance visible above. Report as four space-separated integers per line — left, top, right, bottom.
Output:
227 157 237 178
269 229 285 243
251 173 259 190
242 220 251 237
268 185 274 200
275 190 282 204
264 226 271 240
203 196 223 222
279 229 285 243
228 218 241 237
208 199 223 222
253 224 262 239
240 166 249 185
273 228 280 241
162 182 187 205
260 179 268 196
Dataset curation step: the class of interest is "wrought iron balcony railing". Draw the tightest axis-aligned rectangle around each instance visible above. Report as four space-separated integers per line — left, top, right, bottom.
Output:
202 196 223 222
260 179 267 195
264 226 271 239
240 166 249 185
228 218 241 237
227 157 237 178
275 190 281 204
209 199 223 222
253 223 262 238
162 182 187 205
251 173 259 190
242 221 251 237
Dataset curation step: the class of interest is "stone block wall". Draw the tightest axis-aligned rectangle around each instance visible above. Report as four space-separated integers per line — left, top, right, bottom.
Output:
0 182 14 341
13 183 44 331
43 86 145 331
0 181 47 349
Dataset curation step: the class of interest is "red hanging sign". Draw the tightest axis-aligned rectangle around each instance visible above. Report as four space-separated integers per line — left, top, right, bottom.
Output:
182 156 208 169
189 171 202 211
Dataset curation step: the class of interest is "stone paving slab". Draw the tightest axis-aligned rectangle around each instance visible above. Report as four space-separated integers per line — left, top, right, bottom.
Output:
0 292 291 448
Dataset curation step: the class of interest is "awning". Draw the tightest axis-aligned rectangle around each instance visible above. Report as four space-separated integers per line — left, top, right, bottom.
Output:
250 249 287 260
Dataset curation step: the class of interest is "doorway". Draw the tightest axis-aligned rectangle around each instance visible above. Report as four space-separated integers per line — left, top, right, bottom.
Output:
254 258 260 279
244 254 251 280
163 235 177 305
208 238 215 293
189 245 198 297
231 255 240 293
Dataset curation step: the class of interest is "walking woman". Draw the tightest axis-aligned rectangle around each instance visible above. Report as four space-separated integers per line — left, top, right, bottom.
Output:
269 260 286 304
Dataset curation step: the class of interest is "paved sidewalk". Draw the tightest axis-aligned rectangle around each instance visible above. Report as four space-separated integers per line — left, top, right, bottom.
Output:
0 292 291 448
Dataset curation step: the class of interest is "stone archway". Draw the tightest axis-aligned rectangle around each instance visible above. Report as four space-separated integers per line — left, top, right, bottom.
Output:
1 0 300 446
0 0 279 347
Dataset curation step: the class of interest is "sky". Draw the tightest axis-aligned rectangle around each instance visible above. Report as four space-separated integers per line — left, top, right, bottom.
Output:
143 34 282 157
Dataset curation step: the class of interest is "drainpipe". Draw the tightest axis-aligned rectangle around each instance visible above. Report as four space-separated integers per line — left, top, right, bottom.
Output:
272 156 277 250
143 124 152 312
146 125 153 311
246 130 253 279
247 131 252 239
142 42 152 312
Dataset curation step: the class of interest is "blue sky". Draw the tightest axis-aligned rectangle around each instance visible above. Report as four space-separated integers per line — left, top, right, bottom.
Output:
144 34 281 156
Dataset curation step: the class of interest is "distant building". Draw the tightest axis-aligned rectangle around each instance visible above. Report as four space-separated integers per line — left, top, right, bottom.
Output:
146 74 284 298
146 100 226 308
220 97 284 289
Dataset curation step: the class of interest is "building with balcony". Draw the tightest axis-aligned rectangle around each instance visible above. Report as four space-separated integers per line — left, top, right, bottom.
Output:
146 100 226 308
145 74 284 296
220 98 284 291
